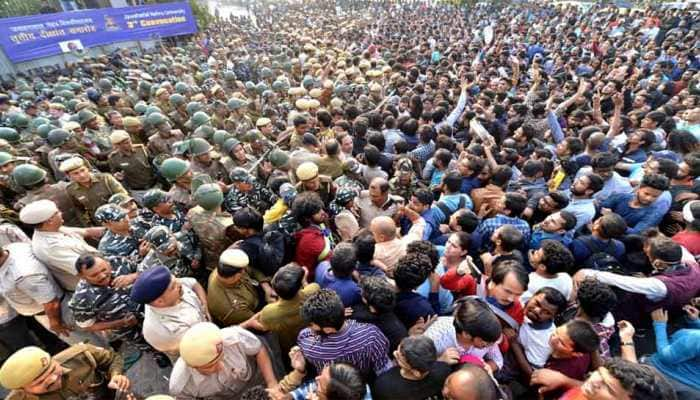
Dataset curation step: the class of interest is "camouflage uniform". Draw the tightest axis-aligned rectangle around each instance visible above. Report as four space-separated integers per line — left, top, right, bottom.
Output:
186 206 233 270
225 114 254 136
151 208 188 233
223 180 277 214
168 184 194 212
168 109 190 135
333 175 365 198
389 176 420 202
138 230 200 278
191 159 230 184
147 130 185 156
98 226 143 260
68 256 144 343
83 127 113 155
131 209 154 239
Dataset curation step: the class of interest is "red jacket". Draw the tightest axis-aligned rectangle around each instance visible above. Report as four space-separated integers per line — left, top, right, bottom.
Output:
440 268 477 298
293 226 329 278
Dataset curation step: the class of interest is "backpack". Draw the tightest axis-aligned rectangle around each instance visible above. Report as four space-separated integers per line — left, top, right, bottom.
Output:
435 195 466 221
578 236 625 274
262 228 296 274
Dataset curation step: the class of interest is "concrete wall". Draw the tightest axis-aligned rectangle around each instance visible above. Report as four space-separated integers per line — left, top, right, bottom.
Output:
0 39 159 77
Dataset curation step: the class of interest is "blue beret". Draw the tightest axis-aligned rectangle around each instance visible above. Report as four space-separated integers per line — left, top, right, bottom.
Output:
130 265 171 304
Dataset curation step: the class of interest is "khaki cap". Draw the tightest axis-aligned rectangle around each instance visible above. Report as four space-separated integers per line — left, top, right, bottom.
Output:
296 161 319 181
59 157 85 173
109 130 130 144
180 323 223 368
123 116 141 128
219 248 249 268
0 346 51 389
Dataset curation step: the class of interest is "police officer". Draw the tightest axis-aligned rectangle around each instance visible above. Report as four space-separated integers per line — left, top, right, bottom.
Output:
167 94 189 134
295 161 336 206
107 130 156 205
206 249 265 327
45 128 90 182
243 129 272 159
189 138 229 184
159 158 194 211
169 322 277 399
142 189 188 232
78 109 112 157
139 225 200 278
69 254 143 344
0 345 130 400
146 113 184 156
187 184 233 271
223 168 277 214
220 138 255 171
225 98 254 136
61 157 127 226
130 265 209 361
109 193 153 240
12 164 85 227
95 203 149 260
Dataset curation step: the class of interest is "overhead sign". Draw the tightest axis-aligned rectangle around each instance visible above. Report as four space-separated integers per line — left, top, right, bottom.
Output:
0 2 197 63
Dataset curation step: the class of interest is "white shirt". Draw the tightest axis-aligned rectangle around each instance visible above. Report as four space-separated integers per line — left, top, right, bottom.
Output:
424 316 504 369
580 269 667 301
521 272 573 304
169 326 263 399
518 320 555 368
142 278 208 357
0 243 62 316
31 227 97 291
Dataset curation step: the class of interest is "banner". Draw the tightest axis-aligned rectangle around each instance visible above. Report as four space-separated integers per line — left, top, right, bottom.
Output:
0 2 198 63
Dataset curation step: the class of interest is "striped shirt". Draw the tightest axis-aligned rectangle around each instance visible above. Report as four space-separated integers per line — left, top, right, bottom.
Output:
424 316 504 369
297 320 392 377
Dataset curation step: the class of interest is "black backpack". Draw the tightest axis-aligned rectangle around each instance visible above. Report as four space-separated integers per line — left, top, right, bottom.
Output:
262 228 297 273
578 236 625 274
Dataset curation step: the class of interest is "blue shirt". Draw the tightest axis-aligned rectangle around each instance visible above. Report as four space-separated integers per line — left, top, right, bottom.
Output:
315 261 362 307
416 262 454 315
529 227 572 250
562 198 597 232
577 167 633 202
401 208 440 241
601 192 671 234
357 261 386 278
473 214 531 252
569 236 625 265
395 291 439 328
461 176 481 195
650 320 700 390
383 128 403 154
432 193 474 224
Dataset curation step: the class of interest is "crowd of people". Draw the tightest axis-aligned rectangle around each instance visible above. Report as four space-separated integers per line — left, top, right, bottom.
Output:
0 0 698 399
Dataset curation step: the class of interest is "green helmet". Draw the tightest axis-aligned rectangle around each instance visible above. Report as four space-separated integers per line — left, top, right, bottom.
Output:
202 71 213 80
302 76 315 89
68 82 82 91
260 67 273 79
30 117 51 132
256 82 269 94
0 152 15 167
19 91 35 101
172 140 191 156
134 102 148 115
268 149 290 168
186 102 203 116
189 137 213 156
190 111 210 128
191 173 214 193
227 98 247 111
78 109 97 125
11 164 46 187
0 127 20 144
169 93 186 108
194 183 223 210
244 81 255 90
272 80 286 92
145 105 163 116
146 112 167 126
222 137 242 155
212 130 232 147
10 113 30 129
36 124 52 139
193 125 215 140
66 99 80 112
223 71 236 81
46 128 73 147
58 90 74 100
142 189 169 209
175 82 189 94
159 158 190 182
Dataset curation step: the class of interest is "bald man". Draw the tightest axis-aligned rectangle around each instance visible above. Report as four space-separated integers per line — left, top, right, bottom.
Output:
442 365 499 400
370 206 425 274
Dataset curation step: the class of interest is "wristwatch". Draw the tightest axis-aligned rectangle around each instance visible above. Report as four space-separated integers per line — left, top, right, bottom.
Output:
621 341 635 346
